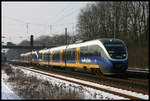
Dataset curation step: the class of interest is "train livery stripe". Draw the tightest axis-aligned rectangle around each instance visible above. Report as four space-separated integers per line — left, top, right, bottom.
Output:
76 47 80 64
50 51 53 63
39 61 49 65
38 61 99 69
66 63 99 68
23 61 30 63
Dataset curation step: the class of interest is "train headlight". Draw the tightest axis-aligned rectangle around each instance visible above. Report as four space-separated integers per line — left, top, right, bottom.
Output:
123 54 126 56
109 54 112 57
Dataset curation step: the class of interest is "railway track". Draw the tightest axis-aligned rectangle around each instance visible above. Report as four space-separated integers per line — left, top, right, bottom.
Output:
8 64 149 100
9 63 149 93
30 65 148 92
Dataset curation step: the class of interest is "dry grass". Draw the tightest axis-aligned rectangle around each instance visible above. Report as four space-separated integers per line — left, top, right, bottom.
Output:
2 65 82 99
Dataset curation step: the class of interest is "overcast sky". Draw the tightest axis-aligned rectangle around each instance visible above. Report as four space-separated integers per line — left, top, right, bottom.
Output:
2 1 91 44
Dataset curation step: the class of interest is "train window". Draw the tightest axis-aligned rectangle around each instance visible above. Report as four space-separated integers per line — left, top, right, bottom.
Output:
67 49 70 60
32 54 34 59
32 54 36 60
39 53 42 59
104 43 126 59
72 48 76 60
44 53 46 61
53 50 60 62
53 52 55 60
70 48 76 60
44 53 50 61
88 45 101 57
62 49 66 61
57 51 60 60
28 56 30 61
66 49 70 60
80 45 101 57
43 53 46 61
66 48 76 60
29 55 31 61
80 46 88 57
47 53 50 61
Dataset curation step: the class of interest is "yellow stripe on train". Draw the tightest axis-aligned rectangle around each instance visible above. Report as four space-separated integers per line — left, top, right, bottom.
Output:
38 61 99 69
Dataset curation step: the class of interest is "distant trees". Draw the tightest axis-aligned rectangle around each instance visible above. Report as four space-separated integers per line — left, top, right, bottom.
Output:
77 1 149 43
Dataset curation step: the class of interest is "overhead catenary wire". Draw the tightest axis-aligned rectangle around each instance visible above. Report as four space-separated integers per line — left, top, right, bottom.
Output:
3 15 76 27
2 16 27 24
3 16 76 37
46 4 71 23
2 6 80 40
3 3 80 27
52 7 81 25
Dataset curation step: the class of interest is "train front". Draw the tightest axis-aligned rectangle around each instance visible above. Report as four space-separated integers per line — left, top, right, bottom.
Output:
99 38 128 75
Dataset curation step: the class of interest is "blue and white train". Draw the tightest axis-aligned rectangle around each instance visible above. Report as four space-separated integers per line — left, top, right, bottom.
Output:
20 38 128 75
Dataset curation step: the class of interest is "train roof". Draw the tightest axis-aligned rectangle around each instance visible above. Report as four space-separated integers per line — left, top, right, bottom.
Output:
39 48 49 53
35 38 125 53
67 39 101 49
50 45 66 51
99 38 124 44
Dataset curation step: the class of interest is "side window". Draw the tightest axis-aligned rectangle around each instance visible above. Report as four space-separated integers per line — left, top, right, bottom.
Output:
80 45 101 57
56 50 60 60
95 45 101 57
34 54 37 59
44 53 49 61
80 46 88 57
72 48 76 60
62 49 66 61
66 48 76 60
29 55 31 61
53 50 60 61
50 51 53 61
44 53 46 61
69 48 75 60
53 51 56 60
88 45 101 57
39 53 42 59
47 53 50 61
66 49 70 60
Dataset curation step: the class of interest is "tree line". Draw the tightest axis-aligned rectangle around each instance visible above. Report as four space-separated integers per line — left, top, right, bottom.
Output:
76 1 149 43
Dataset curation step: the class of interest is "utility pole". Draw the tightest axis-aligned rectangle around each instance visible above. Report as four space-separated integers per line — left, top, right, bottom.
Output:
65 28 67 45
30 35 34 48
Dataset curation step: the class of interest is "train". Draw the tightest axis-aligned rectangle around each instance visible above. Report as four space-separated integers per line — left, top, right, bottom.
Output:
17 38 128 75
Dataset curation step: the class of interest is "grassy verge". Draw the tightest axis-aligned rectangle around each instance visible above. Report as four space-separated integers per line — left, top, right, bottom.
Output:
2 65 82 99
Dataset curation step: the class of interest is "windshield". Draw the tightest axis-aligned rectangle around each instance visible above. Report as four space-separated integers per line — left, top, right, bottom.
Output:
104 43 127 59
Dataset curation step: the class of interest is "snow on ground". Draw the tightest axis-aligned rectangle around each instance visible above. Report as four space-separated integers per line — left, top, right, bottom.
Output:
1 71 22 100
15 65 149 100
10 65 128 99
3 64 148 100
